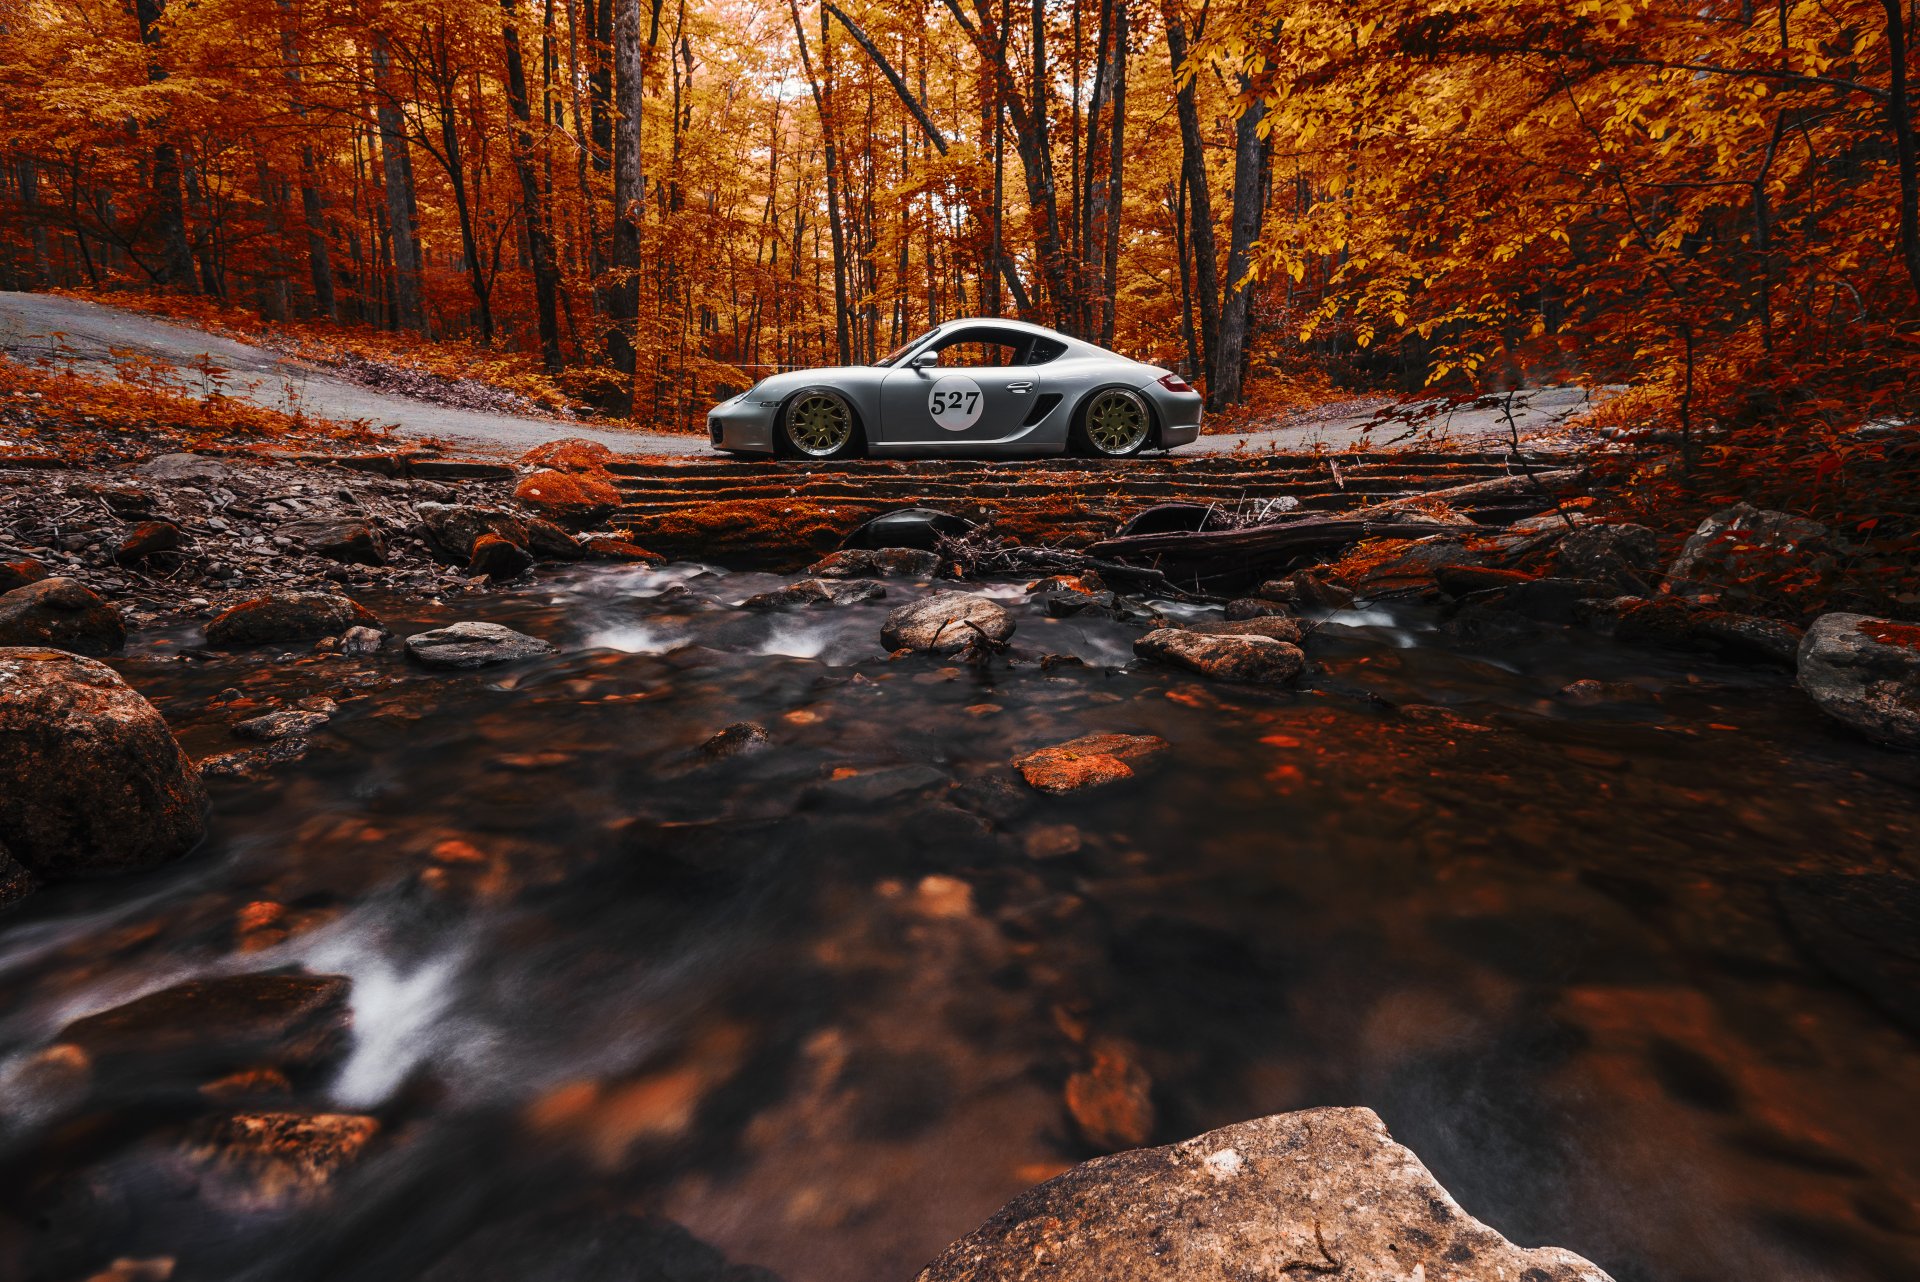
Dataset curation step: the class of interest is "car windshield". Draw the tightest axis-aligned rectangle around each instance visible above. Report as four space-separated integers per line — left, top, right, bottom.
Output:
873 326 941 368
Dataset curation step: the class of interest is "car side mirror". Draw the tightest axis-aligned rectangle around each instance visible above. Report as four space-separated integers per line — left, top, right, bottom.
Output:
910 351 939 369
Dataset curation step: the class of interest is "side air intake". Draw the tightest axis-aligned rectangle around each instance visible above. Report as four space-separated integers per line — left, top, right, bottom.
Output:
1022 393 1061 427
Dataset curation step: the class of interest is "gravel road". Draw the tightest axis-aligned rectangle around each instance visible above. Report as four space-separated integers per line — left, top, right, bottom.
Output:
0 291 1596 457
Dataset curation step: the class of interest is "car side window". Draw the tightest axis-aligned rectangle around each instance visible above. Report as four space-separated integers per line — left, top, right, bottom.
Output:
934 338 1022 368
1025 337 1066 365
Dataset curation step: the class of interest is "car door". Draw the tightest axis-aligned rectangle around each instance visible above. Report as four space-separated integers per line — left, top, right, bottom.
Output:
879 327 1039 446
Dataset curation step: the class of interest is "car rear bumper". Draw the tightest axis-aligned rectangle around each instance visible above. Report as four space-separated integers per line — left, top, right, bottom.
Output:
1140 382 1204 449
707 397 779 454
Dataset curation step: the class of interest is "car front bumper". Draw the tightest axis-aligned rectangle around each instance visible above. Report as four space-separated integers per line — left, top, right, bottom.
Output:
707 396 780 454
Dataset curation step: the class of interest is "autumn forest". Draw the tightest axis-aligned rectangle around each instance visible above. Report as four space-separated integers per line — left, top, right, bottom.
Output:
1 0 1916 439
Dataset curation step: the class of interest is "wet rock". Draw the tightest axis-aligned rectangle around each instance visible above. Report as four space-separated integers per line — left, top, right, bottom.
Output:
1021 823 1082 859
1345 535 1486 594
1256 569 1354 611
881 591 1015 655
525 518 585 560
0 648 206 878
1797 613 1920 747
519 437 618 472
113 520 183 565
702 722 771 758
233 709 330 741
199 736 311 779
0 555 50 593
742 578 886 609
1668 502 1830 600
469 533 534 580
1065 1040 1155 1152
581 536 662 562
1035 588 1117 618
0 577 126 655
809 547 942 578
1688 611 1803 666
278 516 388 566
1177 615 1304 644
1434 564 1536 598
415 502 531 561
514 469 620 523
1013 733 1169 795
57 971 352 1080
1135 628 1305 685
340 625 387 656
418 1209 779 1282
808 764 950 806
1223 597 1291 621
179 1112 380 1213
1605 597 1803 666
1558 523 1659 589
917 1107 1613 1282
405 621 555 669
0 840 37 909
205 592 379 646
843 506 975 551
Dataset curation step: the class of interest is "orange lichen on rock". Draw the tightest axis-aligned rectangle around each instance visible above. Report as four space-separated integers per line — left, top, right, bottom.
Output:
514 468 621 522
1013 733 1171 795
519 437 618 472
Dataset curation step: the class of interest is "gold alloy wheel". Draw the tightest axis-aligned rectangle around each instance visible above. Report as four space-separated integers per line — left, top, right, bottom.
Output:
786 392 854 456
1084 388 1150 455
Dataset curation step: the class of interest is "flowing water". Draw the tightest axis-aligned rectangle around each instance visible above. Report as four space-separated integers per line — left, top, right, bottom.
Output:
2 563 1917 1282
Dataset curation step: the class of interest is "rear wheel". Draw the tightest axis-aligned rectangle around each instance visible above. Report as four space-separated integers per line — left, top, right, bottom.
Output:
778 389 864 459
1072 387 1153 458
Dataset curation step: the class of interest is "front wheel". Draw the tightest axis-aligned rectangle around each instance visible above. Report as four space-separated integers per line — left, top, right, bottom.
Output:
778 389 864 459
1072 387 1153 458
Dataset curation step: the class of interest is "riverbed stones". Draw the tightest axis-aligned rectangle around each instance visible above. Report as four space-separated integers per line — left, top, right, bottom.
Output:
1797 613 1920 747
1177 615 1304 644
1135 628 1305 685
514 468 621 523
180 1111 381 1213
0 556 50 593
742 577 885 609
405 621 555 669
881 591 1015 655
0 647 207 878
205 591 379 645
809 547 942 578
279 515 388 566
1668 502 1830 600
57 971 352 1080
470 532 535 579
1013 733 1169 795
916 1107 1614 1282
341 624 387 655
113 519 183 565
0 576 126 654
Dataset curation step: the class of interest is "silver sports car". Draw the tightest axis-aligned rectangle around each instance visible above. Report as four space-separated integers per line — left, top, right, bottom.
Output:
705 318 1203 459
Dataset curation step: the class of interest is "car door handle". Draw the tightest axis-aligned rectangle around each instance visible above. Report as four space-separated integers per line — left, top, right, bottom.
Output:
1007 381 1033 393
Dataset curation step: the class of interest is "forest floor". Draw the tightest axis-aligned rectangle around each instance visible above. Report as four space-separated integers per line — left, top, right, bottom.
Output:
0 292 1599 457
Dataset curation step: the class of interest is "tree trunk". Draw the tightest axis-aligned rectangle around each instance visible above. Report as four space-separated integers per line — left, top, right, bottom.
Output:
277 5 336 319
1167 14 1218 392
132 0 197 290
608 0 654 386
1882 0 1920 308
1099 0 1125 345
1212 77 1266 409
370 33 426 333
502 0 564 371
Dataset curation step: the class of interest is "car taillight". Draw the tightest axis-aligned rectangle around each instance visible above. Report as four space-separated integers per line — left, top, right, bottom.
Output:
1158 373 1194 393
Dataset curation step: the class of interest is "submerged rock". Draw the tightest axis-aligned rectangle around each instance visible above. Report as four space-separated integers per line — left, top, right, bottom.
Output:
882 591 1015 655
1064 1040 1155 1152
1013 733 1169 795
405 621 555 669
0 647 206 879
279 515 388 566
205 592 378 646
57 971 352 1079
1797 613 1920 747
0 577 126 655
1668 502 1829 600
917 1107 1613 1282
180 1112 380 1213
702 722 771 758
1135 628 1305 685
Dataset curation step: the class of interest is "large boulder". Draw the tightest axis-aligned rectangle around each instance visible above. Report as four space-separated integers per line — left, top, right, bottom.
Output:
881 591 1015 655
405 621 555 669
0 577 126 655
514 469 621 523
1135 628 1306 685
519 437 618 472
0 648 207 878
469 533 535 579
1797 613 1920 747
1178 615 1304 645
917 1107 1612 1282
1667 502 1830 600
280 515 388 566
205 592 379 646
415 502 532 561
0 556 50 593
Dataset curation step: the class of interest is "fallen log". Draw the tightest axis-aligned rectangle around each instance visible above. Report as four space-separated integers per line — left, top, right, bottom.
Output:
1089 517 1460 563
1349 467 1586 519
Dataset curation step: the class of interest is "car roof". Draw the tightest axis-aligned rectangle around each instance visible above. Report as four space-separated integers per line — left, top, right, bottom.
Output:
936 317 1068 340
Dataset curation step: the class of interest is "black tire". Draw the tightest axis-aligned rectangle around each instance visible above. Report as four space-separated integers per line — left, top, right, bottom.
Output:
1070 386 1154 458
776 388 865 459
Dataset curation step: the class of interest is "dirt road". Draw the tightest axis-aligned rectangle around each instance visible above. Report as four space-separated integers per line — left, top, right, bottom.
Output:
0 291 1597 457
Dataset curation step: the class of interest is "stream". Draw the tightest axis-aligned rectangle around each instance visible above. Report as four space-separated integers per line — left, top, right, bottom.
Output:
2 561 1917 1282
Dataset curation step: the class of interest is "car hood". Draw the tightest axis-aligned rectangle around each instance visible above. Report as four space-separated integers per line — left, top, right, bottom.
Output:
741 366 879 401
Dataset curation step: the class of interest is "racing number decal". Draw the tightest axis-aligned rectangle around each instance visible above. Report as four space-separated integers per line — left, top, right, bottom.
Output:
928 375 984 432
